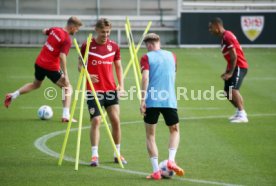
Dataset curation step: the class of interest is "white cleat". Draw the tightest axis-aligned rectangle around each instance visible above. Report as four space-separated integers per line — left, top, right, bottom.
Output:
228 110 238 120
230 116 248 123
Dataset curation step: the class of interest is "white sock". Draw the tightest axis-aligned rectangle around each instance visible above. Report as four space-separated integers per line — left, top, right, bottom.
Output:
168 148 177 162
114 144 121 157
91 146 98 157
150 157 159 172
11 90 20 100
62 107 70 118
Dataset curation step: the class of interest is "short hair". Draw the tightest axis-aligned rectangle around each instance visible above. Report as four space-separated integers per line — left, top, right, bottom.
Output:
67 16 83 27
143 33 160 43
95 18 112 29
210 17 223 26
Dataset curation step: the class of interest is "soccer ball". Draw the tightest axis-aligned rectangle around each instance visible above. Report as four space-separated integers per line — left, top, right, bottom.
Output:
38 105 53 120
159 160 175 178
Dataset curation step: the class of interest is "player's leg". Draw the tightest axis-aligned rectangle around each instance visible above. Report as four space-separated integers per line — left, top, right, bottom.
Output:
5 64 44 108
162 108 184 176
144 108 161 180
87 93 102 166
90 116 101 166
50 71 75 122
226 68 248 123
230 89 248 123
105 91 127 164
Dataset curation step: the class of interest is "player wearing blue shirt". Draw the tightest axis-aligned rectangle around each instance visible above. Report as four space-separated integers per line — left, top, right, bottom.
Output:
140 33 184 180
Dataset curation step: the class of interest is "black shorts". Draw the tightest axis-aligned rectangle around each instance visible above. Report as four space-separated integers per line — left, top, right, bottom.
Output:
86 91 119 119
224 67 247 92
144 108 179 126
34 64 62 83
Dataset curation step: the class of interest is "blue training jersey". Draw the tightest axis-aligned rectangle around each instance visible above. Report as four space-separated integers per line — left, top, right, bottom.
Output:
145 49 177 108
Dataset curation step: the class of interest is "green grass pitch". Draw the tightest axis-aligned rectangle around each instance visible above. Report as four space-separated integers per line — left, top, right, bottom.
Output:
0 47 276 186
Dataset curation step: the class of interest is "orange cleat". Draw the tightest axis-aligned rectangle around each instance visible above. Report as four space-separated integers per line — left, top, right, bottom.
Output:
90 156 99 167
167 160 185 176
61 117 77 123
146 170 162 180
4 94 12 108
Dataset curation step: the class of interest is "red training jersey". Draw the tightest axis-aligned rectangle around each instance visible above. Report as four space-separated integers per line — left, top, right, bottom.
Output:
221 30 248 70
81 38 121 92
36 27 71 71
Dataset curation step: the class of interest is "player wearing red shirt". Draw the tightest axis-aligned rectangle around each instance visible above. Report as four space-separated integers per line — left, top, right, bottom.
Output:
78 18 127 166
4 16 82 122
209 17 248 123
36 27 72 71
81 38 120 92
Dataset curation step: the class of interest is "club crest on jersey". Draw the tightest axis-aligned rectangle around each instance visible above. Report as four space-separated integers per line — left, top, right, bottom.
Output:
107 44 112 52
241 16 264 42
89 108 95 115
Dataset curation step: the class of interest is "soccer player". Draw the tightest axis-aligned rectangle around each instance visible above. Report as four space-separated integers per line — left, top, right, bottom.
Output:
79 18 127 166
4 16 82 123
209 17 249 123
140 33 184 180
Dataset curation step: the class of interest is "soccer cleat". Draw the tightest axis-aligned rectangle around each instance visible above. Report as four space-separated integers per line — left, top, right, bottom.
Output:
90 156 99 167
230 115 248 123
4 94 12 108
146 170 162 180
167 160 185 176
61 117 77 123
228 110 239 120
114 156 127 164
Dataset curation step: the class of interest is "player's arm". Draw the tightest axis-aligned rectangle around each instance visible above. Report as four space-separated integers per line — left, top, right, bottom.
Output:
222 48 237 80
114 60 124 91
140 69 149 116
140 54 149 115
42 28 50 35
78 57 83 72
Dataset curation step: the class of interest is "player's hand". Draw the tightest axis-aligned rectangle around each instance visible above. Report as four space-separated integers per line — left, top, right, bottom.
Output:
221 72 233 80
140 101 146 116
117 89 127 98
90 74 99 83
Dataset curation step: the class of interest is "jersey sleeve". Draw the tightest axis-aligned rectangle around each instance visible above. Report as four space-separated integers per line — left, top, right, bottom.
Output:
172 52 177 64
80 42 87 58
140 54 149 72
45 28 52 35
60 36 71 55
114 44 121 61
224 33 235 50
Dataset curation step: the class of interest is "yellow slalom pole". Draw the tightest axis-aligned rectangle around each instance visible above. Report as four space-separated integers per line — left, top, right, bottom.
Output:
75 72 86 170
135 21 152 54
126 17 142 80
125 24 141 100
123 21 151 80
74 40 124 169
58 33 92 166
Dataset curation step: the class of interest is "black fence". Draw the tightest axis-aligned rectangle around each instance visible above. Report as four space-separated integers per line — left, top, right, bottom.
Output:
180 12 276 45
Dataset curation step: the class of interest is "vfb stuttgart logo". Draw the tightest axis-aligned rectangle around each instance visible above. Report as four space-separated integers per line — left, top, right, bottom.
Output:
241 16 264 42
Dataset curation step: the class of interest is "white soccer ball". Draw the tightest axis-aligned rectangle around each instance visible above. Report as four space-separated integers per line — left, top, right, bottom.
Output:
159 160 175 178
38 105 53 120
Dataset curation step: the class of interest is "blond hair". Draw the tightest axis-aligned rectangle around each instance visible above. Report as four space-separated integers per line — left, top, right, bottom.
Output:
67 16 83 27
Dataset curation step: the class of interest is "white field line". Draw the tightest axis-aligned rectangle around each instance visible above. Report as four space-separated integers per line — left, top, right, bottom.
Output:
178 107 222 110
34 113 276 186
34 125 239 186
22 106 221 111
246 77 276 81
